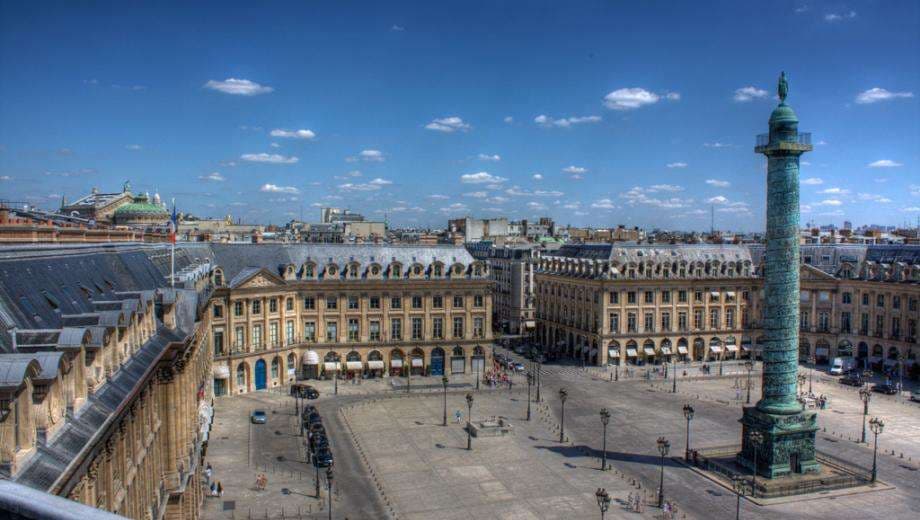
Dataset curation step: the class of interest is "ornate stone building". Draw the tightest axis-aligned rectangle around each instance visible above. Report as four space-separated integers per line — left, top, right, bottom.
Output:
205 244 494 395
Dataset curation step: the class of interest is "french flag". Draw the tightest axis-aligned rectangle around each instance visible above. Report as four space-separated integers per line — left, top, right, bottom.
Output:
168 200 177 244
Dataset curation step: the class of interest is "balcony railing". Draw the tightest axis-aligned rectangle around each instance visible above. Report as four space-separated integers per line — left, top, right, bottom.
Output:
756 132 812 147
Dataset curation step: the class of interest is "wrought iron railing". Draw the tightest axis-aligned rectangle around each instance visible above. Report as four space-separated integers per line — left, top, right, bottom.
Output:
756 132 812 147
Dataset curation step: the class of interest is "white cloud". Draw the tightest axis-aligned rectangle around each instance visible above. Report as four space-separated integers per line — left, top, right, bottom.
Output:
464 191 488 198
241 153 299 164
902 206 920 213
534 190 564 197
664 92 681 101
733 86 769 102
705 179 730 188
716 202 751 214
825 11 856 22
666 162 688 169
801 177 824 185
352 149 385 162
562 166 587 175
199 172 225 182
527 201 547 210
461 172 507 184
270 129 316 140
621 186 693 209
425 116 470 133
603 88 660 110
487 196 509 204
819 187 850 195
647 184 683 193
910 185 920 197
532 173 543 180
534 114 602 128
868 159 902 168
439 203 468 214
707 195 728 204
703 142 732 148
857 193 892 203
816 199 843 206
591 198 617 209
270 142 280 148
391 24 405 31
855 88 913 104
794 5 809 14
800 161 811 166
428 194 449 200
260 184 299 194
477 153 501 162
503 116 514 124
125 144 142 151
204 78 273 96
339 178 392 192
0 175 12 181
562 201 581 210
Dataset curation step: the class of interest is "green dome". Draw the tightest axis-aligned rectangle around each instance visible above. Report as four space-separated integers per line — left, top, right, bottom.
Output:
769 102 798 127
114 194 169 219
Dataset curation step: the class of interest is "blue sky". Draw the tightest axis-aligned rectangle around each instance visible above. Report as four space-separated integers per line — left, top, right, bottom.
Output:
1 1 918 231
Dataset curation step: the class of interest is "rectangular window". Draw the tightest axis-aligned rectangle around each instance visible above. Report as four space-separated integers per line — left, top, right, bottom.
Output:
412 296 423 309
800 311 810 331
234 326 244 349
269 298 278 313
862 293 870 306
661 291 671 304
348 296 359 310
609 313 619 333
432 317 443 339
841 312 851 334
627 291 637 304
269 322 279 346
412 317 423 339
285 320 294 344
877 295 884 307
644 291 654 304
369 296 380 309
892 317 900 339
252 324 263 349
304 321 316 342
818 312 829 332
432 295 443 308
609 291 619 304
726 308 735 329
391 296 402 310
251 300 261 315
453 295 464 308
861 313 869 335
213 305 223 318
234 301 244 316
644 312 654 332
694 310 703 329
709 309 719 329
348 318 359 341
842 292 852 304
369 320 381 341
453 317 464 338
286 298 293 311
473 294 484 307
473 317 484 338
893 296 901 310
627 312 637 333
661 312 671 332
678 312 688 331
303 297 315 310
213 330 224 356
391 318 402 340
710 292 720 303
326 321 338 342
875 315 884 337
326 296 337 310
678 290 688 303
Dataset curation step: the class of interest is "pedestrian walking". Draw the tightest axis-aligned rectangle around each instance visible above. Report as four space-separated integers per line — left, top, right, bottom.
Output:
455 410 462 424
217 481 223 497
204 463 212 485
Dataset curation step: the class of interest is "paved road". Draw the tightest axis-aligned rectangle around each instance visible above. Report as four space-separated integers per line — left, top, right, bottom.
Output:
508 348 920 520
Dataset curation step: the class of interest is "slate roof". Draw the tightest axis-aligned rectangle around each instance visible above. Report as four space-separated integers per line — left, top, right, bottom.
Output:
3 352 65 382
0 356 40 390
549 243 752 263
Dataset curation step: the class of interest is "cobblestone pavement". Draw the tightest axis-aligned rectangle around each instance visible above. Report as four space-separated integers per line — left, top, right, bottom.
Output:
512 349 920 520
343 391 675 520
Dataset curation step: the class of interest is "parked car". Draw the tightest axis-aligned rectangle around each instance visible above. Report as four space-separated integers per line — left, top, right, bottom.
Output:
312 448 334 467
301 405 317 419
911 388 920 402
304 387 320 399
308 422 326 434
838 374 863 387
514 345 527 355
310 433 329 452
306 412 323 426
872 383 899 395
512 362 526 372
250 410 267 424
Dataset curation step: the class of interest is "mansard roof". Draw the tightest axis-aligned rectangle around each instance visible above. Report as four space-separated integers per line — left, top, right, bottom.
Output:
549 243 752 263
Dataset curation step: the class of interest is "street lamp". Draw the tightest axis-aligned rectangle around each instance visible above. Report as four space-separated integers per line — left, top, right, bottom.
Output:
732 476 746 520
656 437 670 508
466 393 474 450
808 352 815 394
748 431 763 497
442 376 449 427
526 372 533 421
334 364 338 395
314 449 320 497
599 408 610 471
859 387 871 444
406 359 411 393
671 361 677 393
558 388 568 443
744 361 753 404
869 417 884 482
595 487 611 520
682 404 694 461
797 373 806 397
536 357 542 402
325 466 333 520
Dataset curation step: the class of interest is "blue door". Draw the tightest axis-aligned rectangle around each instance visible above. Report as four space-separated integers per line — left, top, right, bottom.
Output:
255 360 267 390
431 355 444 376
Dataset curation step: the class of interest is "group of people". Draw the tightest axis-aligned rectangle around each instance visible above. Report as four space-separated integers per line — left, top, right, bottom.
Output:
204 463 223 497
485 366 514 389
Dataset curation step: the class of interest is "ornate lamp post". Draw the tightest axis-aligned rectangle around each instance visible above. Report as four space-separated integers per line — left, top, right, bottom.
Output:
334 364 338 395
682 404 694 461
859 387 871 444
595 487 611 520
406 359 411 393
744 361 753 404
732 476 746 520
536 357 542 402
656 437 670 508
442 376 449 427
558 388 568 443
599 408 610 471
869 417 884 482
325 466 334 520
526 372 533 421
808 352 815 394
748 431 763 496
466 393 474 450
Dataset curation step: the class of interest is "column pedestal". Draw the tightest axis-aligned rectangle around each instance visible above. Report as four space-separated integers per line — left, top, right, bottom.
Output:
738 405 820 478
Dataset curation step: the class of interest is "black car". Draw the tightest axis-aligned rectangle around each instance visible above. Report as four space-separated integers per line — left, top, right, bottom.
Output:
310 433 329 452
301 405 317 420
308 422 326 435
312 448 334 467
872 383 899 395
839 374 862 387
304 387 320 399
306 412 323 425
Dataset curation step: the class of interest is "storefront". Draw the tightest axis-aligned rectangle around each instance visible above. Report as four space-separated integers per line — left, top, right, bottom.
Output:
301 350 320 380
212 364 230 396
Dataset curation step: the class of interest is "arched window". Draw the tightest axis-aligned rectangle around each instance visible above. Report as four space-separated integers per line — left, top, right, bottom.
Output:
452 346 465 356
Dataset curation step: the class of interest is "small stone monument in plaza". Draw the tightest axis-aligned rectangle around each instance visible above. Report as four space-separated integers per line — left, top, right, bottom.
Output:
738 72 820 478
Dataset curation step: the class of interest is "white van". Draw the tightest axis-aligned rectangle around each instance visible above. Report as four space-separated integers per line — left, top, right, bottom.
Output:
829 357 857 376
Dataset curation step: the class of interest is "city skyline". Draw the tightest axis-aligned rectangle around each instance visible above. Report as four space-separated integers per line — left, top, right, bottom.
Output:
1 1 918 230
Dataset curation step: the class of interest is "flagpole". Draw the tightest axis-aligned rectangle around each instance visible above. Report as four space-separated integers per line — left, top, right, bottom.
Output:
170 199 176 288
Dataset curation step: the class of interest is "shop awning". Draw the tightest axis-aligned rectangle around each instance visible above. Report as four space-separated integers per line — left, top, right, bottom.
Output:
524 320 536 328
411 358 423 367
303 351 319 365
815 347 829 356
742 345 752 351
710 291 720 298
345 361 363 370
608 350 620 358
626 348 638 357
644 347 656 356
368 360 385 369
677 346 688 354
323 362 339 371
661 346 673 355
726 291 736 298
726 344 739 352
212 365 230 379
710 345 723 353
390 359 403 368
